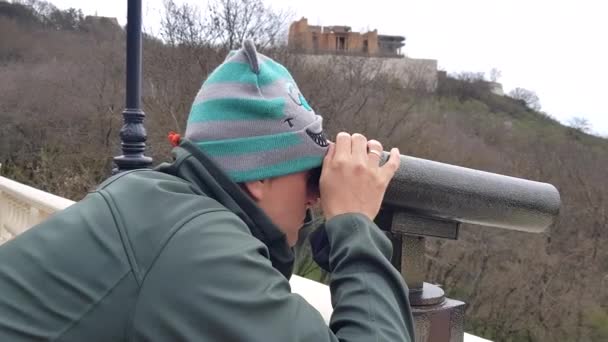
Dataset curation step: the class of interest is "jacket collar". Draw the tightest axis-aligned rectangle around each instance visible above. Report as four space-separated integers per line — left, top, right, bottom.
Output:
155 139 294 279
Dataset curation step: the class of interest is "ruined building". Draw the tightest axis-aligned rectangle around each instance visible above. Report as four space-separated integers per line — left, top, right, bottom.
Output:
288 18 405 57
288 17 438 91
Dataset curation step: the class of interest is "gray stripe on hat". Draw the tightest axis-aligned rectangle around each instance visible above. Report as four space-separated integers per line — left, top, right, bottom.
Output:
209 129 327 172
224 50 250 64
222 50 279 69
186 114 323 142
192 80 289 105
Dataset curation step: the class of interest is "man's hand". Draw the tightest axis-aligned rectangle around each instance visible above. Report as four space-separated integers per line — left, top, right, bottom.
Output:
319 132 400 221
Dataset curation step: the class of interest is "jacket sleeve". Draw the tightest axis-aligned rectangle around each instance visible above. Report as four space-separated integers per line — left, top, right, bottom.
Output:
316 213 415 342
130 210 414 342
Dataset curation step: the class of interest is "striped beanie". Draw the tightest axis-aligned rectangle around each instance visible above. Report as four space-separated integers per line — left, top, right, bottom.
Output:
185 40 329 183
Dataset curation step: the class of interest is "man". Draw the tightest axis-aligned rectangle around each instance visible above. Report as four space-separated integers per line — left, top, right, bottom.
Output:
0 40 414 341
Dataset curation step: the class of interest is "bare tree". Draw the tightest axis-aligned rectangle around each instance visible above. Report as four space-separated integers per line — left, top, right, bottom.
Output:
508 87 541 111
208 0 292 50
489 68 502 83
14 0 56 19
568 116 592 133
14 0 83 30
160 0 209 48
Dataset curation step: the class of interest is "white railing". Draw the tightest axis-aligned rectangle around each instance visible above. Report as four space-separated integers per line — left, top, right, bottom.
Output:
0 175 489 341
0 176 74 244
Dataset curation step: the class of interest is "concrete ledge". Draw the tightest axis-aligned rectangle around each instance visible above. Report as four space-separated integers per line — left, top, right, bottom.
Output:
0 176 75 243
0 176 74 213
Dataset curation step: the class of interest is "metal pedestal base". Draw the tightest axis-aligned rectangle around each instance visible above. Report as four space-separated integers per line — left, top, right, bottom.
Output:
411 283 466 342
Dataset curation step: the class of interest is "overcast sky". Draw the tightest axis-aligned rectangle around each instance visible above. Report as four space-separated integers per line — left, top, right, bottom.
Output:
46 0 608 135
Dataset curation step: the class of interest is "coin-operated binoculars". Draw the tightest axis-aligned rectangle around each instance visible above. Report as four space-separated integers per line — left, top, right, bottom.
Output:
374 153 561 342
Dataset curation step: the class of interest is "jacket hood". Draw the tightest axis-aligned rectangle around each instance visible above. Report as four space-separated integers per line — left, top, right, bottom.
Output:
154 139 294 279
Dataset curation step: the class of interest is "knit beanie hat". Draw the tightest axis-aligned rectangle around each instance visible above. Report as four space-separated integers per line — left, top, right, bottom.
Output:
185 40 329 183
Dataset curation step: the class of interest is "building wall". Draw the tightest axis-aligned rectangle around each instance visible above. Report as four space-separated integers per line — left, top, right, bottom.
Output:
288 18 313 51
364 31 379 55
288 18 388 56
297 54 438 91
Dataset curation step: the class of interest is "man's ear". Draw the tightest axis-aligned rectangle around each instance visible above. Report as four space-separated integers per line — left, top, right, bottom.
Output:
242 180 266 201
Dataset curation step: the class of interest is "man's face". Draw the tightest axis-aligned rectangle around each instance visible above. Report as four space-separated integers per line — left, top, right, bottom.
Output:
246 169 320 246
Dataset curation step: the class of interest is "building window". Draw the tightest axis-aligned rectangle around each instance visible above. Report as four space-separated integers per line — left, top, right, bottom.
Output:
336 36 346 50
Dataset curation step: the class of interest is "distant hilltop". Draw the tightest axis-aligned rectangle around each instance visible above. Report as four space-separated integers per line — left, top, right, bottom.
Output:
0 1 120 33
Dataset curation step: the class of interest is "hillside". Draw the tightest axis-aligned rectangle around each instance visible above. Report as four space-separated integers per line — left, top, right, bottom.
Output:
1 2 607 341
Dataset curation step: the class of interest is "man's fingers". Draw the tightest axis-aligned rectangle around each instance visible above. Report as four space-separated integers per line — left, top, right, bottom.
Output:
351 133 368 164
380 147 400 180
367 140 383 153
366 140 383 167
323 142 335 163
333 132 351 163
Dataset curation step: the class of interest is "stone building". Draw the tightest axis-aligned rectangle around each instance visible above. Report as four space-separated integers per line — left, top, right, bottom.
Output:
288 17 405 57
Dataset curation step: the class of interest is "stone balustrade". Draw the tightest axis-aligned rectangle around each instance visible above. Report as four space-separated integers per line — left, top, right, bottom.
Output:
0 176 74 244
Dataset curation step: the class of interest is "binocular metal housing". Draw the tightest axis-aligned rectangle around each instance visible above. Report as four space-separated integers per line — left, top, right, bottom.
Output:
376 153 561 238
373 152 561 341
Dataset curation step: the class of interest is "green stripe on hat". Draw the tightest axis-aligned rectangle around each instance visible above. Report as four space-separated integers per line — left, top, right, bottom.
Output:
229 155 324 182
259 59 295 84
204 60 294 86
195 131 302 157
188 97 285 123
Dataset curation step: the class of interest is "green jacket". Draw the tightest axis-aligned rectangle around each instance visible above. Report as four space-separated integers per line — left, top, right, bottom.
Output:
0 140 414 341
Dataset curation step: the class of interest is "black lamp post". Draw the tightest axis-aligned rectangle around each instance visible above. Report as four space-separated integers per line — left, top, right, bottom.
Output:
113 0 152 173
